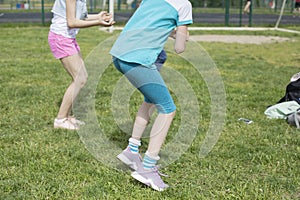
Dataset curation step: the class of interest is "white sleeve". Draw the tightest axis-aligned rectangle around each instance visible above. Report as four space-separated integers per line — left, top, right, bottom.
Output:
177 1 193 26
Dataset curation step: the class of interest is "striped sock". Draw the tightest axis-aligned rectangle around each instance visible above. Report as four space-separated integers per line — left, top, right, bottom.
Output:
143 151 160 170
128 138 141 154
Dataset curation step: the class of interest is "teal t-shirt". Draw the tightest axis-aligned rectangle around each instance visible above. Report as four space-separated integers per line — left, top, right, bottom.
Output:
110 0 193 67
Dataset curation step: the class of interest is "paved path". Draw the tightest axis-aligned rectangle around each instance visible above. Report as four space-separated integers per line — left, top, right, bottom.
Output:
0 12 299 26
189 35 293 44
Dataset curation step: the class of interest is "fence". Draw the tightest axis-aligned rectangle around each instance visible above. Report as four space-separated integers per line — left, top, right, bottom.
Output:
0 0 296 12
0 0 297 27
0 0 53 10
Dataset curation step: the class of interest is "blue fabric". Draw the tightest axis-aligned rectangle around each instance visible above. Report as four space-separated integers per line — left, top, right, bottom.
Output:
143 154 157 169
113 57 176 114
110 0 192 67
129 143 139 153
155 50 167 71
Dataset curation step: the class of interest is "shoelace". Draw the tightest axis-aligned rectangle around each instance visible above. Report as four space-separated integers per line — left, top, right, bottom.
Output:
152 166 168 177
148 166 169 188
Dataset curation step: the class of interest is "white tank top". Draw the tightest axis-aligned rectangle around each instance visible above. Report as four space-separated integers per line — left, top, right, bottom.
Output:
50 0 87 38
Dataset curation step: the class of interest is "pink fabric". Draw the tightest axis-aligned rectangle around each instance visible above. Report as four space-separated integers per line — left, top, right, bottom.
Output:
48 31 80 59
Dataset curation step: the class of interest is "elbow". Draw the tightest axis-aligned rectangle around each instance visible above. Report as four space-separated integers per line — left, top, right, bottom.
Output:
67 20 76 28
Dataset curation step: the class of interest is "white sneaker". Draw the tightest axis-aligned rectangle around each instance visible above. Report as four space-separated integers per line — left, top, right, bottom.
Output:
54 118 79 130
68 116 85 126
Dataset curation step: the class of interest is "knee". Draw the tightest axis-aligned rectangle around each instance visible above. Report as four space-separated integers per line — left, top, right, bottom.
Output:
167 110 176 118
75 72 88 88
80 74 88 87
135 116 149 126
157 103 176 115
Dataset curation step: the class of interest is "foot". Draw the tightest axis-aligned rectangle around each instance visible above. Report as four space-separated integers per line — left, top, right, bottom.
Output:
68 116 85 126
54 118 79 130
131 166 169 191
117 147 143 171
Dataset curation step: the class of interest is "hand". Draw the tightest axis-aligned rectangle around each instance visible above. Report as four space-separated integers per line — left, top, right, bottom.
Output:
100 18 115 27
98 11 115 27
97 11 109 20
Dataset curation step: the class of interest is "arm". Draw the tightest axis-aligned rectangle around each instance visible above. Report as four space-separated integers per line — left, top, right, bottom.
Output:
174 25 188 54
85 14 101 21
66 0 114 28
86 11 111 21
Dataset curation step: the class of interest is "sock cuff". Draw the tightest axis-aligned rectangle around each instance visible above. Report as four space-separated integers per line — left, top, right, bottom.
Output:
55 118 67 123
129 138 141 146
145 151 160 161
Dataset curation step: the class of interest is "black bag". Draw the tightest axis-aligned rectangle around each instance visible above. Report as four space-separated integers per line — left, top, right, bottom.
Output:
278 78 300 104
286 108 300 128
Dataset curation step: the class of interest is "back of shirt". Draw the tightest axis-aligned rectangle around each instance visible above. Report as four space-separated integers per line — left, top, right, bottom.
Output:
110 0 193 67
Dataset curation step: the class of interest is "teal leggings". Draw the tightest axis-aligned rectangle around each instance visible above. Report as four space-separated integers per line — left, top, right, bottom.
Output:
112 57 176 114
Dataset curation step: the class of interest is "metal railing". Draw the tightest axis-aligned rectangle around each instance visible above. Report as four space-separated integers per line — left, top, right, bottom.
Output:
0 0 296 12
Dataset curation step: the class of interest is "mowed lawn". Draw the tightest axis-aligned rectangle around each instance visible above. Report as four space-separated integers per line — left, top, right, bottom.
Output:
0 25 300 199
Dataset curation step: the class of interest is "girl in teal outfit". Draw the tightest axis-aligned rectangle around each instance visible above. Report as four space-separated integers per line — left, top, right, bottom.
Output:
110 0 193 191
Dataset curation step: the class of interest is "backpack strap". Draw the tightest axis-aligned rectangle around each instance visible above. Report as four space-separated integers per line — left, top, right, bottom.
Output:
277 95 287 104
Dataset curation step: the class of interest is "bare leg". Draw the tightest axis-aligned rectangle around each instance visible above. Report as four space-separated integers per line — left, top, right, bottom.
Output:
146 111 176 158
244 1 251 13
56 53 88 119
131 101 155 140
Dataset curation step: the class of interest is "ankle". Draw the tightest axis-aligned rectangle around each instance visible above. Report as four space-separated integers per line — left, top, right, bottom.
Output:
128 138 141 153
143 151 160 170
55 118 67 122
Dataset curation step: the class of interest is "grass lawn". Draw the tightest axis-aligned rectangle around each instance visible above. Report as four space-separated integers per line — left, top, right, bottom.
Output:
0 25 300 199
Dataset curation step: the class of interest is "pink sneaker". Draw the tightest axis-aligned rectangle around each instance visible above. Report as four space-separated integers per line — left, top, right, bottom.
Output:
117 147 143 171
68 116 85 126
131 166 169 191
54 118 79 130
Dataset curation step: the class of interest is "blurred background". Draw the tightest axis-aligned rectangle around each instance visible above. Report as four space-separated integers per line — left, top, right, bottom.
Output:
0 0 299 27
0 0 295 13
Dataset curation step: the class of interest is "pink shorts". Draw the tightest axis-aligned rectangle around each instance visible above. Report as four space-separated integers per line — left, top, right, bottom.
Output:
48 31 80 59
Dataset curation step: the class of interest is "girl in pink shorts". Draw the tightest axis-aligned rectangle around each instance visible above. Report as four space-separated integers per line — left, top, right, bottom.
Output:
48 0 114 130
48 32 81 59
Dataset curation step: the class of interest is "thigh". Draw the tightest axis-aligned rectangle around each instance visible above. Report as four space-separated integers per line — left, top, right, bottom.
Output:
117 59 176 113
139 81 176 114
60 53 87 80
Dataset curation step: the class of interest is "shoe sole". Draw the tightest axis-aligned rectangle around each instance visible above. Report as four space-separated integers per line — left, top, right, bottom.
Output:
53 125 79 130
131 171 166 192
117 153 138 170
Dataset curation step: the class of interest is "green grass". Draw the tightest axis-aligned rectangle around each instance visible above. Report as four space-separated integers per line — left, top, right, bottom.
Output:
1 25 300 199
